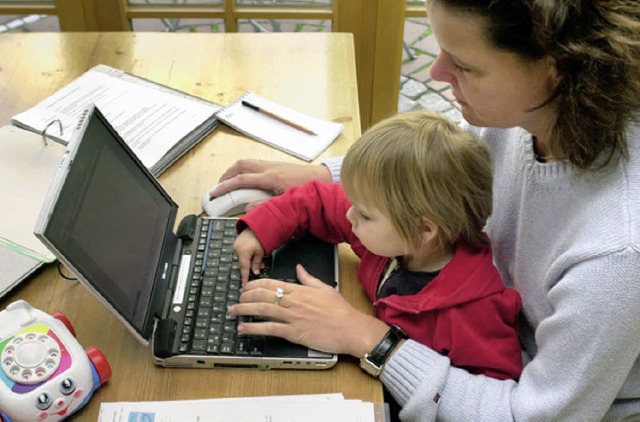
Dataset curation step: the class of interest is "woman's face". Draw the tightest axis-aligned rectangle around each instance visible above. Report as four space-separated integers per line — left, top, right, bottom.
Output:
427 1 558 134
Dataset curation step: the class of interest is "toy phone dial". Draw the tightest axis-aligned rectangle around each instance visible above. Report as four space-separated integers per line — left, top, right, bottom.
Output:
0 300 111 421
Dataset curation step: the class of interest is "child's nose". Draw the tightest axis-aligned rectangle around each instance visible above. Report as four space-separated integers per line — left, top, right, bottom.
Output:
346 207 356 226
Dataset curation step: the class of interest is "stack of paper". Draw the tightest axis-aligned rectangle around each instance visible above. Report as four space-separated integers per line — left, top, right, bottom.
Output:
98 394 388 422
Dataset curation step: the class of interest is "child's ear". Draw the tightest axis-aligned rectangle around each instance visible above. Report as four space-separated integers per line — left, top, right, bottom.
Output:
421 217 439 245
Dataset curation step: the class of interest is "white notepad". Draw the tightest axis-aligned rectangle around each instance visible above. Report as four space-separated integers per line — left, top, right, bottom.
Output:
215 91 344 161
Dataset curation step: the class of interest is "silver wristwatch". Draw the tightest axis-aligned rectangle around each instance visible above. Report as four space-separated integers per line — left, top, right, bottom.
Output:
359 325 407 377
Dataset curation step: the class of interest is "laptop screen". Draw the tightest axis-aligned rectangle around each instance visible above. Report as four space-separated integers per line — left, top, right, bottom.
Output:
42 108 176 334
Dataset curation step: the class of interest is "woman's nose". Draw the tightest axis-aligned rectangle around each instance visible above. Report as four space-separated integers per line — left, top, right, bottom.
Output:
430 53 456 84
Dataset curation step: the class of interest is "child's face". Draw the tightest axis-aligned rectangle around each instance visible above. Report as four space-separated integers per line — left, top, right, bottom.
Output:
346 202 407 258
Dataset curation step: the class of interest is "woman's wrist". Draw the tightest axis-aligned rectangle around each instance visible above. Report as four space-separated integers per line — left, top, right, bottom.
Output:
313 163 334 184
351 318 392 358
358 325 408 377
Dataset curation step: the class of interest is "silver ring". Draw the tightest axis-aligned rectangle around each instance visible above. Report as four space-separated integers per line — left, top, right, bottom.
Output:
274 287 284 306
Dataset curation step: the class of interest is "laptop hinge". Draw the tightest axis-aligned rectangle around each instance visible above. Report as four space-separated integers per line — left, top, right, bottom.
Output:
176 214 197 241
153 318 177 359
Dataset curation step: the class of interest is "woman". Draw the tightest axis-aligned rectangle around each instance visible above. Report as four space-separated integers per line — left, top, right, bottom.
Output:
224 1 640 419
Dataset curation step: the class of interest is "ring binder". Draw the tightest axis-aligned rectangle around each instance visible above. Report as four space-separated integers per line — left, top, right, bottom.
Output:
11 64 223 176
41 119 63 146
0 125 62 298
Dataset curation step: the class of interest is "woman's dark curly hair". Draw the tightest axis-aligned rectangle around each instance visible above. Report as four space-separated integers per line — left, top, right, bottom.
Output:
431 0 640 169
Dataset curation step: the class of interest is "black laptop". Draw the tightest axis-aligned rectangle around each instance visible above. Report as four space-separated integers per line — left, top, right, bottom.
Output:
34 105 339 369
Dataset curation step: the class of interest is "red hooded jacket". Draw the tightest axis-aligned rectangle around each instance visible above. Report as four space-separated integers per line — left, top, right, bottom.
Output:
239 181 522 380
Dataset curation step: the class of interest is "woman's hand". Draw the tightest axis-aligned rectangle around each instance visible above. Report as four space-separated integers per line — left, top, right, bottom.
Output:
233 229 266 284
210 159 332 199
228 264 390 358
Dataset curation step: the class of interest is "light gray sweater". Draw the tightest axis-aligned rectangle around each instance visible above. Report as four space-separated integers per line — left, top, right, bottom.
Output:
324 122 640 421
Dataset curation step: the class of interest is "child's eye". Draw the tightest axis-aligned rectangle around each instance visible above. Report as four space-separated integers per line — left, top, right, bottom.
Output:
358 210 370 221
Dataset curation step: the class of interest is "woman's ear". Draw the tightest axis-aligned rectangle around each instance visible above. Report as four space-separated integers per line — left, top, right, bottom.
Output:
546 55 562 90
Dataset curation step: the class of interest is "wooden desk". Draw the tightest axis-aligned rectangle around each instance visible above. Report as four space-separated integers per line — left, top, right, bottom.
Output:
0 32 382 420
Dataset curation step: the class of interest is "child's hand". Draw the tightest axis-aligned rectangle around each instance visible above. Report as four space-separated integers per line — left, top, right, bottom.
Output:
234 229 265 284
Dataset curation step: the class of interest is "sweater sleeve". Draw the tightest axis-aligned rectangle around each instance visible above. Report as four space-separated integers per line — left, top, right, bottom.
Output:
381 249 640 421
321 156 344 183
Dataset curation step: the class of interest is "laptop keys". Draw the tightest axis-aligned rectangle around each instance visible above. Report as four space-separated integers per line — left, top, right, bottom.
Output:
183 218 266 357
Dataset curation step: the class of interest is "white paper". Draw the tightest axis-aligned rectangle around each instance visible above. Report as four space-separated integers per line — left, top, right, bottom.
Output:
98 394 377 422
216 91 344 161
0 126 60 262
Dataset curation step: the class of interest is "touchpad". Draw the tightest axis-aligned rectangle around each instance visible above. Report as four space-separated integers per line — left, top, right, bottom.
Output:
270 235 337 288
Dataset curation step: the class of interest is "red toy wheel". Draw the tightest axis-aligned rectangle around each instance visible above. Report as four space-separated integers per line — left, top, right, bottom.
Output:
52 312 76 337
86 346 112 385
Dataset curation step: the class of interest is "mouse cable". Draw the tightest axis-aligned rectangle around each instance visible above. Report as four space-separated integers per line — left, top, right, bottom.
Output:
57 261 77 281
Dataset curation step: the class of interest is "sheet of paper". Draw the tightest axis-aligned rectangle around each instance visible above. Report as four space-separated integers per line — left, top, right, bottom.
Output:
0 244 42 299
0 126 61 262
11 66 221 170
0 125 60 298
98 394 376 422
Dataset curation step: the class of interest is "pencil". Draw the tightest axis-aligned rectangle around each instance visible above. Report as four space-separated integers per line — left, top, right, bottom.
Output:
241 100 318 136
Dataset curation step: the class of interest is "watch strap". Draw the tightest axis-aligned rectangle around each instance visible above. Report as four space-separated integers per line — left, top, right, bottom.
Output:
360 325 407 377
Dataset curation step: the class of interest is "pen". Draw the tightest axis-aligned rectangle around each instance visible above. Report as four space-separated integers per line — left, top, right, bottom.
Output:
241 100 318 136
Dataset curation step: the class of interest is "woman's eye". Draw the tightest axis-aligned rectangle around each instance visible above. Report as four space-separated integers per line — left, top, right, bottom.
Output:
453 62 470 72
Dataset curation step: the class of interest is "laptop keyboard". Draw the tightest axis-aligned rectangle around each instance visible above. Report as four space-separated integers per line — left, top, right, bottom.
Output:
179 218 270 356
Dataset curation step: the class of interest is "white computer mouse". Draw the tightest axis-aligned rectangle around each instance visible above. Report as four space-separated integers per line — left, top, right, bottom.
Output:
202 185 274 217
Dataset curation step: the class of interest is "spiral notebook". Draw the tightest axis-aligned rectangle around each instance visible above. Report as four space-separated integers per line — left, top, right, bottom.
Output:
215 91 344 161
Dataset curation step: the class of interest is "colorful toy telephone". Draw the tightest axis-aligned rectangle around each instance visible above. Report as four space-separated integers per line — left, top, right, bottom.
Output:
0 300 111 421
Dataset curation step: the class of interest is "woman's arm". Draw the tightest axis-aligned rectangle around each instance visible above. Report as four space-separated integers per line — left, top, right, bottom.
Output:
383 250 640 421
210 159 335 198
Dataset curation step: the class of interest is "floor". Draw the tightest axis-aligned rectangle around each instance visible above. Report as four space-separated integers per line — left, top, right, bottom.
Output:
0 12 459 123
400 17 460 122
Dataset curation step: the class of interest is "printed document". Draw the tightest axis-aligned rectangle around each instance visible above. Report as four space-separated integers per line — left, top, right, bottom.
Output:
98 394 382 422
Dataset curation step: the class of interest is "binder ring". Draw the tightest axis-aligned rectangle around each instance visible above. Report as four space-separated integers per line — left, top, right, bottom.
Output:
42 119 63 146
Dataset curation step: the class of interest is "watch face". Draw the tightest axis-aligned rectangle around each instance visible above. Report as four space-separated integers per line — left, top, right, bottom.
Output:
359 354 382 377
359 325 407 378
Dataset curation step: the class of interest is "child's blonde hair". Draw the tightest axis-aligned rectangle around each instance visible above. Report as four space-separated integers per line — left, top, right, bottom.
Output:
341 110 492 249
